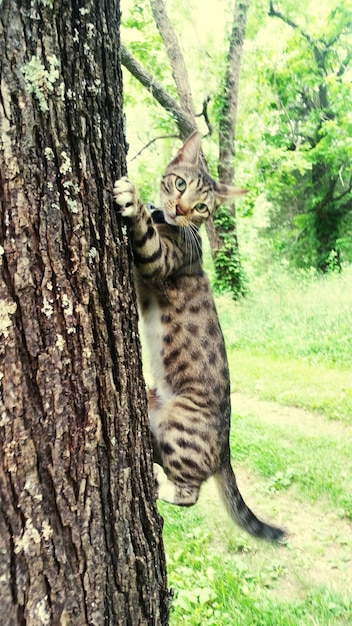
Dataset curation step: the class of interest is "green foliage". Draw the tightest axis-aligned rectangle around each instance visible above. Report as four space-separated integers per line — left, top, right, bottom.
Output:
213 206 248 299
267 468 296 493
253 2 352 271
229 415 352 512
161 483 352 625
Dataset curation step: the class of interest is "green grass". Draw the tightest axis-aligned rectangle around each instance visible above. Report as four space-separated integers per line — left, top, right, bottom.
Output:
160 502 352 626
217 266 352 368
217 265 352 423
160 265 352 625
227 350 352 423
229 414 352 517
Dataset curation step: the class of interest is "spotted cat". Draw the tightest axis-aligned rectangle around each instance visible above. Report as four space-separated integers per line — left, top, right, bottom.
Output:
113 132 285 541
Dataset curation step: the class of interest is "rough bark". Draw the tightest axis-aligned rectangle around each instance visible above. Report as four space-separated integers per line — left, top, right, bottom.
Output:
0 1 169 624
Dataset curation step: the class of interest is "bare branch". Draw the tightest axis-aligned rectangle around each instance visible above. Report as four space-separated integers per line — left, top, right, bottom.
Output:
120 44 195 137
129 134 180 162
269 1 313 45
195 96 213 136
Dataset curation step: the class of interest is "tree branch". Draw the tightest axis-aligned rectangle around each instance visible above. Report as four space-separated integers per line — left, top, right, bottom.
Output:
334 171 352 203
268 1 313 45
337 49 352 77
129 134 180 161
120 44 195 137
195 96 213 136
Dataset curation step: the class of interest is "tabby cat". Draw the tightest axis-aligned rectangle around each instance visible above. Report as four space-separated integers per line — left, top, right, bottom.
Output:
113 132 285 541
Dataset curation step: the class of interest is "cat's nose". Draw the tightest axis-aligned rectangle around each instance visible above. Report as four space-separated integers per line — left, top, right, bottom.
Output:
176 204 185 216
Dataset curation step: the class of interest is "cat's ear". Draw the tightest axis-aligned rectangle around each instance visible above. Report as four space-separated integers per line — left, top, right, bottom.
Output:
214 181 248 206
170 131 202 166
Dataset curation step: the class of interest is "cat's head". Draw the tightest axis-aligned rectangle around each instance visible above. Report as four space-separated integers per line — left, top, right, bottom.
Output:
160 131 246 228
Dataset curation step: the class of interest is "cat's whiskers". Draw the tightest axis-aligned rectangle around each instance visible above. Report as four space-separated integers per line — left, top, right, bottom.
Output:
185 228 194 268
187 223 202 265
177 227 192 268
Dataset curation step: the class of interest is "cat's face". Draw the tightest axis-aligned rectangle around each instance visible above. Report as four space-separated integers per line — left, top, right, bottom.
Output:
160 164 217 228
159 132 246 228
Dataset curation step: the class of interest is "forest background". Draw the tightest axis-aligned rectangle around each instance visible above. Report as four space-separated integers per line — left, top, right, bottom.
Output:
121 0 352 295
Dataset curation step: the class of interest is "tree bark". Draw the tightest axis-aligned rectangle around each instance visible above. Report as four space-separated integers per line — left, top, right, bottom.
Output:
212 0 250 298
0 1 169 624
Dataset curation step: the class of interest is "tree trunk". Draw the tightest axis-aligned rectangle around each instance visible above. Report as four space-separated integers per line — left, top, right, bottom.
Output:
218 0 250 184
0 1 169 624
214 0 250 298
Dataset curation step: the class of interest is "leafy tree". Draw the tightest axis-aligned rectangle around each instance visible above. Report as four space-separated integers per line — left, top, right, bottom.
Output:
257 2 352 271
0 1 169 623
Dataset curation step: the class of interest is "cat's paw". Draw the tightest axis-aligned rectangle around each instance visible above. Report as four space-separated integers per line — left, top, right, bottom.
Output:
113 176 140 217
154 463 167 496
153 463 176 502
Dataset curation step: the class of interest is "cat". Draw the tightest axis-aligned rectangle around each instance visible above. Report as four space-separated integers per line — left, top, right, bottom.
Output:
113 132 285 541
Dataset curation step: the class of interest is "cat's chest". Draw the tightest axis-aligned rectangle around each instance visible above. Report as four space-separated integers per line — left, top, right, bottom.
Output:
137 274 228 399
138 293 170 393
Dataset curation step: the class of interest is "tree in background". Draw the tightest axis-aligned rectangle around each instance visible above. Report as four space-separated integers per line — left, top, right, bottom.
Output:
258 2 352 271
213 0 250 296
0 1 169 623
121 0 250 298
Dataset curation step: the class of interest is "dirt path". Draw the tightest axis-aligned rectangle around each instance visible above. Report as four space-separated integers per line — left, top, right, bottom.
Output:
231 392 351 440
198 393 352 601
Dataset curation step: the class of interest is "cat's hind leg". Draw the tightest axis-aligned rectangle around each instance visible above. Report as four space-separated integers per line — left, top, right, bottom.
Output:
152 396 214 507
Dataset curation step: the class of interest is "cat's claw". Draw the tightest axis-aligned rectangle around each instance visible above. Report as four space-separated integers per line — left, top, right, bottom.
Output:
113 176 140 217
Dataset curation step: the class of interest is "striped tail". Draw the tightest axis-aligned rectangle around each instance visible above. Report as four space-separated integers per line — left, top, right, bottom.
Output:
215 461 286 542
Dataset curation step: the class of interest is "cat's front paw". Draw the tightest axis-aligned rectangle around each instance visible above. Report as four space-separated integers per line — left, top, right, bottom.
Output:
153 463 168 498
153 463 177 502
113 176 140 217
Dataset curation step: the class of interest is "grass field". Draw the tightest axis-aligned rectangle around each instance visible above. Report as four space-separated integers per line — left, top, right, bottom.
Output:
158 266 352 625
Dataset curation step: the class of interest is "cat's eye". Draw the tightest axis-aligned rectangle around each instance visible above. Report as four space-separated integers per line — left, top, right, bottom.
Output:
195 203 208 213
175 177 187 192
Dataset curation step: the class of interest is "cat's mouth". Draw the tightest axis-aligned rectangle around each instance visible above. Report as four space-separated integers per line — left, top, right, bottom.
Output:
164 211 189 228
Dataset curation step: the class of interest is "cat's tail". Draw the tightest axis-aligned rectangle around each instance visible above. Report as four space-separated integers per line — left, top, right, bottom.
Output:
215 461 286 542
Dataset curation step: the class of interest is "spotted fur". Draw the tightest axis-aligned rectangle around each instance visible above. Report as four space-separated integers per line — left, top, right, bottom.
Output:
113 132 285 541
